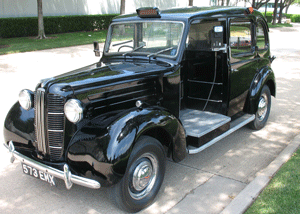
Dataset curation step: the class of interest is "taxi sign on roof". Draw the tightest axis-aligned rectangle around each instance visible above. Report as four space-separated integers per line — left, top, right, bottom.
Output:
136 7 161 18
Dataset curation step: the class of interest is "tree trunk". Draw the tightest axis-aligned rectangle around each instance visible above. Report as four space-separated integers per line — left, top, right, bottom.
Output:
285 4 289 13
37 0 46 39
278 0 284 24
189 0 193 6
120 0 125 15
272 0 279 25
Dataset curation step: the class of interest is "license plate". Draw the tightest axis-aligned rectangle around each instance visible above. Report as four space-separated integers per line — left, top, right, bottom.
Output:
22 163 56 186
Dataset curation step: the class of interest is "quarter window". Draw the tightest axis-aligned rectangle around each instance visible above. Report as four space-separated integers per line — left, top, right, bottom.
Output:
230 20 253 55
187 20 222 50
256 22 267 50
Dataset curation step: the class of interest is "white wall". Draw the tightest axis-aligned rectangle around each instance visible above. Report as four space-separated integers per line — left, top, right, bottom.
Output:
0 0 211 18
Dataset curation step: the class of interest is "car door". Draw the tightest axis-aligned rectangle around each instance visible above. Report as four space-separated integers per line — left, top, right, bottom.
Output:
228 17 257 116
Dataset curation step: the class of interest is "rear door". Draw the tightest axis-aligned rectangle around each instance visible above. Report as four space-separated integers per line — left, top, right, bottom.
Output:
228 17 257 116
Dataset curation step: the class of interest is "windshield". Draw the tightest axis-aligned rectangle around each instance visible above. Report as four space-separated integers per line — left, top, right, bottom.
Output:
105 21 184 58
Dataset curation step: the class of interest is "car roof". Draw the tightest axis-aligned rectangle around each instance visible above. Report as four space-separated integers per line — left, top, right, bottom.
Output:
112 6 264 23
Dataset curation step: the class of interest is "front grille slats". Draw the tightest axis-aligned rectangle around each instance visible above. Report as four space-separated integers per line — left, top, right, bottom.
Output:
35 90 65 161
47 94 65 161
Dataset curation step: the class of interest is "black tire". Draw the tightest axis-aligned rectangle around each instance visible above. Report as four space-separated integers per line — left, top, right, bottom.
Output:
249 85 271 130
111 136 166 213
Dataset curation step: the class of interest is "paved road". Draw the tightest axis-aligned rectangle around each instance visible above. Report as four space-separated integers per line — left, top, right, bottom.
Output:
0 24 300 214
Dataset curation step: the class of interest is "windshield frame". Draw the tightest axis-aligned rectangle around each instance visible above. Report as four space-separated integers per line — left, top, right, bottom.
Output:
103 20 185 60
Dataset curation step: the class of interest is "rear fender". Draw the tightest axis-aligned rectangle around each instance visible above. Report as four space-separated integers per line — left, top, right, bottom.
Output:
246 66 276 113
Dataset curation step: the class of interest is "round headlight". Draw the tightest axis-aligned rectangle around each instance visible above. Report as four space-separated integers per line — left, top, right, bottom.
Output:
64 99 83 124
19 89 33 111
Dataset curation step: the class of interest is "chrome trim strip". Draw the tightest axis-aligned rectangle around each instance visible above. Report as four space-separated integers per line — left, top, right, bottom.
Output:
188 114 255 154
4 141 101 190
49 146 63 149
48 130 64 133
35 88 47 154
48 112 64 115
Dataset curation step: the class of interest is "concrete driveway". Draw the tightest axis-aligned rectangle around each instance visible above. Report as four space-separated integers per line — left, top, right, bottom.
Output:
0 24 300 214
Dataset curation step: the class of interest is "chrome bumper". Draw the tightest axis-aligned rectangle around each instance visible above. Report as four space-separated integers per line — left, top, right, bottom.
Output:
4 141 101 190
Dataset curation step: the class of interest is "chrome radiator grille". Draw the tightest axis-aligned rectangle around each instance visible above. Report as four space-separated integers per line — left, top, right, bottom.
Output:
35 88 47 154
35 89 65 161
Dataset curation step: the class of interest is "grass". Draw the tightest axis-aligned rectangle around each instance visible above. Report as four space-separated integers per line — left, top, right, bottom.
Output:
245 148 300 214
0 30 107 55
268 23 293 28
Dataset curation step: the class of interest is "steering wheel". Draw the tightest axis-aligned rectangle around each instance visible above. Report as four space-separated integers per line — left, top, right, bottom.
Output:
118 45 134 52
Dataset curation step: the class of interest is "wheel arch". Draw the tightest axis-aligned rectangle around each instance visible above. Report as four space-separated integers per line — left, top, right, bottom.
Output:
66 107 186 186
244 66 276 114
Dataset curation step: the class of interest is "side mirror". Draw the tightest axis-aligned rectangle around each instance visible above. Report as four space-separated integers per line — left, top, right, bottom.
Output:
93 41 101 57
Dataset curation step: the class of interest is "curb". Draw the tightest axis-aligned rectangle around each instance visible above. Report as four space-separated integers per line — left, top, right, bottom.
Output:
220 134 300 214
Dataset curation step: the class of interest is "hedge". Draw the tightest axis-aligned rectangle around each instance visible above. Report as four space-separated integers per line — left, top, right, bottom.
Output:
291 15 300 23
0 14 118 38
263 12 300 23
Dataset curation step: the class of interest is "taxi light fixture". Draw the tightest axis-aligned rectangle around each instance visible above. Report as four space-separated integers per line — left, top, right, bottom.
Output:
245 7 254 15
137 7 161 18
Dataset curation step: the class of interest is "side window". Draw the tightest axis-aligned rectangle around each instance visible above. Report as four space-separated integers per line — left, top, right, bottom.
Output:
230 20 253 55
256 22 267 50
187 20 222 50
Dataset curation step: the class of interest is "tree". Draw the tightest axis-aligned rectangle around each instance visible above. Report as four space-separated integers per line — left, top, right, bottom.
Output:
251 0 270 9
278 0 295 23
272 0 279 25
285 0 296 14
37 0 46 39
120 0 125 15
189 0 193 6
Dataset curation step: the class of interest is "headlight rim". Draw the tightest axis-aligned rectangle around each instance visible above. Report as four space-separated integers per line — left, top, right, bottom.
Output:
18 89 33 111
64 99 84 124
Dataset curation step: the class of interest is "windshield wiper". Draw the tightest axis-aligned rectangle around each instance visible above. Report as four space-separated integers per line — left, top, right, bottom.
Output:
147 47 175 59
122 45 145 57
112 40 133 47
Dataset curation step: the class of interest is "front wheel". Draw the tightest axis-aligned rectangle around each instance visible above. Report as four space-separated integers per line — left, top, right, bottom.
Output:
111 136 166 213
249 85 271 130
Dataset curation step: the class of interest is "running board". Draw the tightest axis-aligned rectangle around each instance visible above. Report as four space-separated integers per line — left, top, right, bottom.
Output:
188 114 255 154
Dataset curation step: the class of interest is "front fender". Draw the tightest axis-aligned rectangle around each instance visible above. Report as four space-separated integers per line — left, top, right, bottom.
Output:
3 101 35 146
247 66 276 113
67 107 186 186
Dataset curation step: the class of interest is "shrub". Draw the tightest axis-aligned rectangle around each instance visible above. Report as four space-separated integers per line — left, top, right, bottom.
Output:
291 14 300 23
0 14 118 38
266 15 273 23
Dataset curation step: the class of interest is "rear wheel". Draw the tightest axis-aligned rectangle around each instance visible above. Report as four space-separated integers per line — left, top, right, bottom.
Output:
111 136 166 213
249 85 271 130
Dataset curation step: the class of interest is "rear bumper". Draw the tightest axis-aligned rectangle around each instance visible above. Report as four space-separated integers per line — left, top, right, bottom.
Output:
4 141 101 190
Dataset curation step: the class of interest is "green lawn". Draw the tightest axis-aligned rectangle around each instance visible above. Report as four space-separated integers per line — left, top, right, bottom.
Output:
268 23 293 28
245 148 300 214
0 30 107 55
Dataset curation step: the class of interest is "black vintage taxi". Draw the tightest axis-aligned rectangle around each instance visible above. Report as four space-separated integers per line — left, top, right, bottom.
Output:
3 6 275 212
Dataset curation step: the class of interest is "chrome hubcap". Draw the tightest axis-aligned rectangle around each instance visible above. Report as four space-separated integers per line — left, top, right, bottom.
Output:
257 93 268 121
129 153 158 200
133 160 153 191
